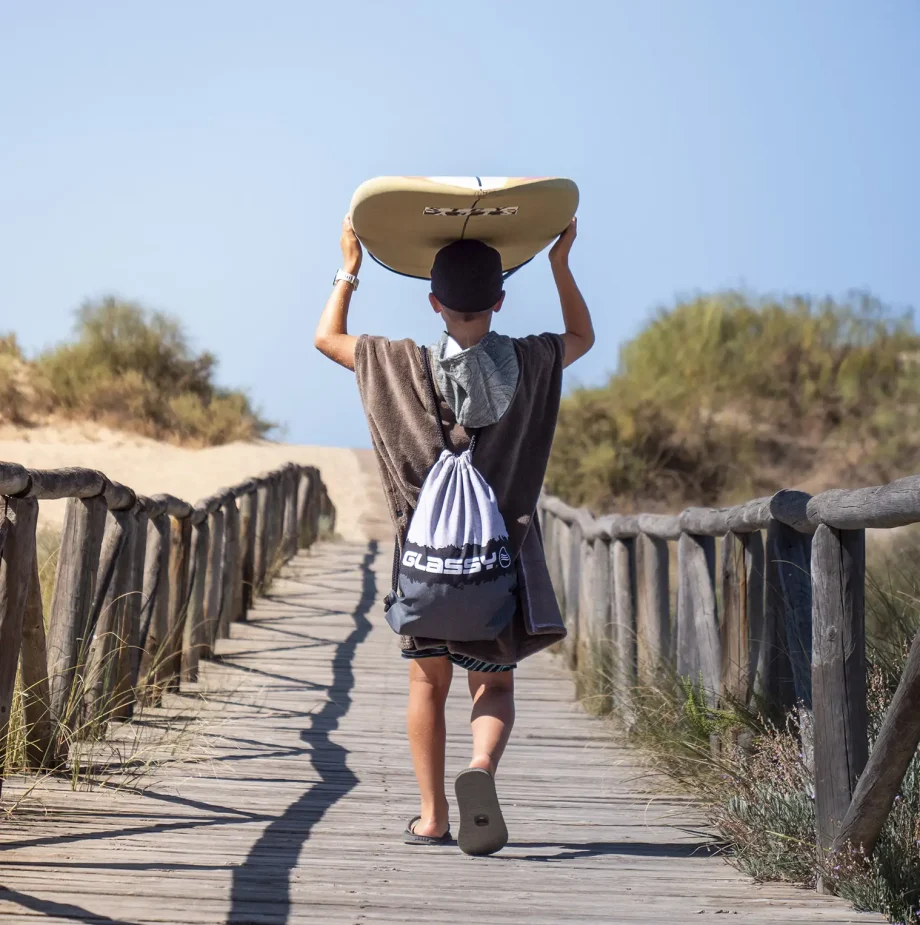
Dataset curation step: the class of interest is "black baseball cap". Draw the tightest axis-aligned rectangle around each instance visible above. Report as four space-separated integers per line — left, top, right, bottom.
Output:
430 239 504 313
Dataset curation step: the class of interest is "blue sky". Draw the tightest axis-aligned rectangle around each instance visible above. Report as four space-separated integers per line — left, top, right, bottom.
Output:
2 1 918 447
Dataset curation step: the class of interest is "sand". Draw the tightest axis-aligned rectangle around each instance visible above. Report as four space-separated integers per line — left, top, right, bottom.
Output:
0 422 390 543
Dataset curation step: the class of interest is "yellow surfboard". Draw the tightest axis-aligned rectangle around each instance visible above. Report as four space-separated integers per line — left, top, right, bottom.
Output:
350 176 578 279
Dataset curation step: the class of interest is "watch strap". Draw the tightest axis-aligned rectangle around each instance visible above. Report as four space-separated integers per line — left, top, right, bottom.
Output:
334 269 359 290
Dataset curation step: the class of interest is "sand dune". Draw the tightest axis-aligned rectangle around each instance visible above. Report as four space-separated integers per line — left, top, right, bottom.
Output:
0 423 390 543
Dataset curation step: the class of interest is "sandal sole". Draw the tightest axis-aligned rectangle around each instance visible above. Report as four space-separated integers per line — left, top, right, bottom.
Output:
455 768 508 856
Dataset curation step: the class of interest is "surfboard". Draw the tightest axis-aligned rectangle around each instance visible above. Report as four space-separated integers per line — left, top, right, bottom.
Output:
349 176 579 280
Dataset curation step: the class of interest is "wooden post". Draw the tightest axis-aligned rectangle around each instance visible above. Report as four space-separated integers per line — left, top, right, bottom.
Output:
138 512 170 702
270 472 284 568
812 524 868 861
182 516 210 683
253 479 270 596
264 475 279 579
46 496 107 730
299 470 317 549
832 619 920 859
320 478 336 537
720 531 765 704
84 508 132 726
561 518 582 668
202 508 224 656
296 470 311 547
0 497 39 795
575 531 597 697
163 515 192 691
20 542 57 768
587 537 613 713
238 489 257 619
764 520 812 710
112 504 148 720
283 467 299 560
677 532 719 701
611 536 637 710
218 496 240 639
546 514 566 615
635 533 670 683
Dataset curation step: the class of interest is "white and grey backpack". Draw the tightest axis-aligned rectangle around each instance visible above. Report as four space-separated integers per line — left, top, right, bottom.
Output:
383 348 517 641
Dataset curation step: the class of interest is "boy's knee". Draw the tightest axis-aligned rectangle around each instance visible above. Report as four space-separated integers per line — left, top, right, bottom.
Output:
408 657 453 698
468 670 514 698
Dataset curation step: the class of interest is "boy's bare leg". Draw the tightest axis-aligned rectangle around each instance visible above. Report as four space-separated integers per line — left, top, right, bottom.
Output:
468 670 515 775
407 657 453 837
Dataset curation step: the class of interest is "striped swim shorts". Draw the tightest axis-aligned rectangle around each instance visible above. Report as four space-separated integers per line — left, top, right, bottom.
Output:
401 646 515 673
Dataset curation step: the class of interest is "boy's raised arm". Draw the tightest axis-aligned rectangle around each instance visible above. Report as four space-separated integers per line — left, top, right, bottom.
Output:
549 218 595 368
314 216 362 371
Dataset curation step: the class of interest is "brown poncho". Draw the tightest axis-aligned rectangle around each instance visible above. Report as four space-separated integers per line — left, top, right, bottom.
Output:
354 332 566 665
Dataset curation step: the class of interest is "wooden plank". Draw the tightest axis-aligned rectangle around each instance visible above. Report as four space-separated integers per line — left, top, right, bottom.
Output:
0 497 38 795
811 524 868 861
676 533 719 701
635 533 670 683
46 496 107 731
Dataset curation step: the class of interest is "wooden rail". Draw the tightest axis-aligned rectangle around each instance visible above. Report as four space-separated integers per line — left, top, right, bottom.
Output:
539 473 920 887
0 460 334 794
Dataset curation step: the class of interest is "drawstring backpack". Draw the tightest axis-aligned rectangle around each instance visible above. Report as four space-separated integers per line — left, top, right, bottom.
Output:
383 347 518 641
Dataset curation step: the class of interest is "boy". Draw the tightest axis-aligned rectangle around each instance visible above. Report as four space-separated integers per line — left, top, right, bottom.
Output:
315 215 593 855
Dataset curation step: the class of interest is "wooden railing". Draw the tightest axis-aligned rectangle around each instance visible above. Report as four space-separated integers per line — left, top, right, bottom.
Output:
0 460 334 795
539 476 920 882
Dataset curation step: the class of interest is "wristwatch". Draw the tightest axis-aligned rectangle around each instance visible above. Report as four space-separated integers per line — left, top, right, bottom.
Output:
333 269 359 290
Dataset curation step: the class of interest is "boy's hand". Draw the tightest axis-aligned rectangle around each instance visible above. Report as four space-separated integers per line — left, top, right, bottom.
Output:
341 215 363 275
549 217 577 267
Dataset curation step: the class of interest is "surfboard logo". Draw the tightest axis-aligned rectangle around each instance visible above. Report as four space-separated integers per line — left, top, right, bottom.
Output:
423 206 519 217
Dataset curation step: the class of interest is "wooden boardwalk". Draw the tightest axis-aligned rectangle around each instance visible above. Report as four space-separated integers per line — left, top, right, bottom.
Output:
0 539 883 924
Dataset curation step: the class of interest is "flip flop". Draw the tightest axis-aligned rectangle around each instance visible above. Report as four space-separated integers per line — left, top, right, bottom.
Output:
404 816 452 846
454 768 508 856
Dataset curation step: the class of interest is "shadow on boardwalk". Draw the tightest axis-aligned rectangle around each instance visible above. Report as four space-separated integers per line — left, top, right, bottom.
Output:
227 541 377 925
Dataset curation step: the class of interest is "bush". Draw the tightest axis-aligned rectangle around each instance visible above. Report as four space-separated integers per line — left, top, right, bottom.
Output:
5 296 273 445
548 290 920 512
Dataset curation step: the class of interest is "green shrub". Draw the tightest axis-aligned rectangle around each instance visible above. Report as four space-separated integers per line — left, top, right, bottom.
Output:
21 296 274 444
549 291 920 512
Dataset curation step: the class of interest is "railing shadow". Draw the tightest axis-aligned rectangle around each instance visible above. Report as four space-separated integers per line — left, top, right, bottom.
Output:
227 541 376 925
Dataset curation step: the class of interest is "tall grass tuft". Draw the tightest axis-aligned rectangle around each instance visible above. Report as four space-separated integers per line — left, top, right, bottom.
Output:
3 526 208 807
